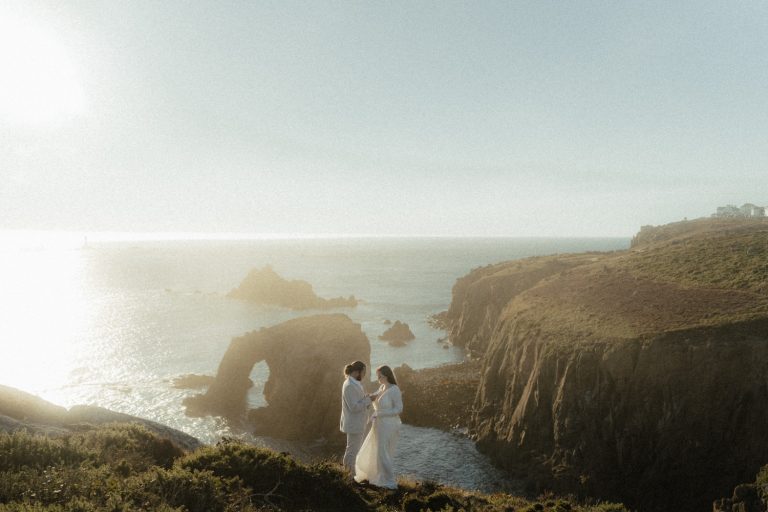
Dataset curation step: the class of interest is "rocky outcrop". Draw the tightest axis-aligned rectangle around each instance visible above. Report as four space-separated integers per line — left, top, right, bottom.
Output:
713 465 768 512
379 321 415 346
0 385 202 451
446 219 768 511
184 314 370 442
227 266 358 309
171 373 216 389
427 311 449 330
396 361 480 431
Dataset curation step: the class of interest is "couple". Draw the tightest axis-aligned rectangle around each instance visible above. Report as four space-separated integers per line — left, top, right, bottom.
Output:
340 360 403 489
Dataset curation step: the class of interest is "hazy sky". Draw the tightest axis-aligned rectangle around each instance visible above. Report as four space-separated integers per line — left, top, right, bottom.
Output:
1 1 767 237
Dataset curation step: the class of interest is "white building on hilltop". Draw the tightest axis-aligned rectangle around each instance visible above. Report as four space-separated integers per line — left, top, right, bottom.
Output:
713 203 766 218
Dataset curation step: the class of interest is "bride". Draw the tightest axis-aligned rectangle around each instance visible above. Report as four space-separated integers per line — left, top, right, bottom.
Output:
354 365 403 489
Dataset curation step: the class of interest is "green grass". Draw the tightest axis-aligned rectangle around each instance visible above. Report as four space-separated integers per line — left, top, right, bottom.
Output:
625 232 768 294
0 425 628 512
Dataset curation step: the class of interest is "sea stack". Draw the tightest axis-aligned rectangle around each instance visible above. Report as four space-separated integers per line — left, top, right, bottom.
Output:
227 266 358 310
379 320 415 346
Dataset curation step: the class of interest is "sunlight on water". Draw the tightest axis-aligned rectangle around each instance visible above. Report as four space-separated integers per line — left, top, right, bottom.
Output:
0 246 88 401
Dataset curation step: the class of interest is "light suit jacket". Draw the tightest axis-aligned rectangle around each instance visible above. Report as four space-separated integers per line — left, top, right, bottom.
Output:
340 376 371 434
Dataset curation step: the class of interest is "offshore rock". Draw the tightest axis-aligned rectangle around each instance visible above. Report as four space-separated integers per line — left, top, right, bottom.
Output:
379 320 416 345
227 265 358 310
184 314 370 442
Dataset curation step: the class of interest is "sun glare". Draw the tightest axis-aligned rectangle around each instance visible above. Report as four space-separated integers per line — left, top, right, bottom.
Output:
0 14 85 127
0 245 87 402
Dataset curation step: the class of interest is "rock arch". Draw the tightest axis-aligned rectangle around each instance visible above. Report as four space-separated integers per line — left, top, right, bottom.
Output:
184 314 370 441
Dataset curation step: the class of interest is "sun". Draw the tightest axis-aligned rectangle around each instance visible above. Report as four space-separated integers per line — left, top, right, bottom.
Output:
0 14 85 127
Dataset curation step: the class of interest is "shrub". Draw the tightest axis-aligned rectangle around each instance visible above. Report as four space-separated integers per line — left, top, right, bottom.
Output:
402 495 428 512
588 504 628 512
122 467 241 512
0 465 118 506
66 423 184 471
0 431 92 471
425 492 463 511
177 441 366 511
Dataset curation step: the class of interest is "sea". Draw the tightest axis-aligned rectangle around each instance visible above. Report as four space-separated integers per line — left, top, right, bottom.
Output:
0 234 628 492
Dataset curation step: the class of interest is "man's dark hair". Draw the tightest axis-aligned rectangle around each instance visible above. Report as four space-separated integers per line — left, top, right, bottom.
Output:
344 360 366 376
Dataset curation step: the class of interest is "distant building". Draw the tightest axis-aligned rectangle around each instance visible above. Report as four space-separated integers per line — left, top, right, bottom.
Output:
715 205 740 217
741 203 765 217
713 203 766 218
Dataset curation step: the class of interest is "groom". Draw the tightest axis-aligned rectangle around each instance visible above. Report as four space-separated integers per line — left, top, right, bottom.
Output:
340 360 373 477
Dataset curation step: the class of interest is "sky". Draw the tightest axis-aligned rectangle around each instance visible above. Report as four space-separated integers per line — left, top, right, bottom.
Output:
1 1 767 237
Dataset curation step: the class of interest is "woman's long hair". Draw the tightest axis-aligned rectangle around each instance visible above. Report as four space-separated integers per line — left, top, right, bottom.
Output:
376 365 397 386
344 360 366 377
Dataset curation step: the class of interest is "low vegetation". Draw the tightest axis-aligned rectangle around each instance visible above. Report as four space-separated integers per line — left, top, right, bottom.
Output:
714 464 768 511
0 424 628 512
624 231 768 294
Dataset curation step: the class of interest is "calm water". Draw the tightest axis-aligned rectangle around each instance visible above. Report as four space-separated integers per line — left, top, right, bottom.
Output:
0 235 628 492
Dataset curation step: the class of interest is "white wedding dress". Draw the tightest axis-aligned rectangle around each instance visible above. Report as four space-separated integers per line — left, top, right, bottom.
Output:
354 384 403 489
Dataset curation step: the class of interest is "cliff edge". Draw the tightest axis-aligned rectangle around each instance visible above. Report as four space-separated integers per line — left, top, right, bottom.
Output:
445 218 768 511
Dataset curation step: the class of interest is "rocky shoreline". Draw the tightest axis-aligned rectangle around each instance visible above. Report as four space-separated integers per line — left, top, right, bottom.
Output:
396 361 480 432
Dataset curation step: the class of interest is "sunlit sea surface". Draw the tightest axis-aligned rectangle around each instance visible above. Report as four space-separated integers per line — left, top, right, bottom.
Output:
0 235 628 492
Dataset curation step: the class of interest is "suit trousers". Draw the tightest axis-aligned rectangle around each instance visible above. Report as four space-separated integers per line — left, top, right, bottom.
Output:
343 432 365 476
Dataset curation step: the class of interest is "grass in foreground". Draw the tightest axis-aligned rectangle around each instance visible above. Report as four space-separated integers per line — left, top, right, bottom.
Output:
0 424 627 512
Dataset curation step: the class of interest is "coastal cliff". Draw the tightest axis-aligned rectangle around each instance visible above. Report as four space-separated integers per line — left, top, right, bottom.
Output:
444 218 768 511
184 314 370 442
445 253 611 356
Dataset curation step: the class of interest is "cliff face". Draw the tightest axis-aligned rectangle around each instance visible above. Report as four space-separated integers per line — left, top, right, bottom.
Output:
184 314 370 442
476 318 768 510
449 219 768 511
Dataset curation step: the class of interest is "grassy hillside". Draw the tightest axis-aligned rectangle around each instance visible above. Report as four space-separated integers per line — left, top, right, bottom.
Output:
0 424 627 512
496 219 768 340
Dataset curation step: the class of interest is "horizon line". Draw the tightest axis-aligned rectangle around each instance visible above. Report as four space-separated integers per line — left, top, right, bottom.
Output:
0 229 634 243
